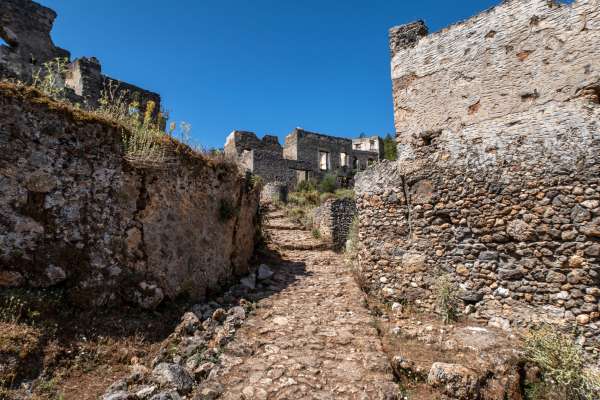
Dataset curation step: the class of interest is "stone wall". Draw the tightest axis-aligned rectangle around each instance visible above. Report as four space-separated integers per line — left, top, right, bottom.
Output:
224 131 283 157
356 0 600 352
314 198 357 250
260 182 289 204
284 129 355 180
0 83 260 309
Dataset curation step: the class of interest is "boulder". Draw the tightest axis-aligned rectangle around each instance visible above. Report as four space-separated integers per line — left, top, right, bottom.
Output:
427 362 480 399
135 282 164 310
257 264 274 281
151 363 194 394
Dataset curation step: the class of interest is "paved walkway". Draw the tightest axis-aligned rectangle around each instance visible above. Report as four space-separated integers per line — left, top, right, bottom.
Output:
211 209 398 399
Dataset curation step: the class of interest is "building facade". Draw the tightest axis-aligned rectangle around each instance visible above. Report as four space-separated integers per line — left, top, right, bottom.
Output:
225 128 382 188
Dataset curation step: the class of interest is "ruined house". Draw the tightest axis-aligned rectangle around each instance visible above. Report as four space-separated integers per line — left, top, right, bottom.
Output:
356 0 600 350
225 128 383 188
0 0 160 113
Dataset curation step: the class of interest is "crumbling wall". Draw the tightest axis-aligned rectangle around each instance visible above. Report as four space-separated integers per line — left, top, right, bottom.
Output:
0 83 260 308
224 131 283 158
0 0 160 115
285 129 354 178
356 0 600 351
225 130 312 189
314 198 357 250
0 0 69 80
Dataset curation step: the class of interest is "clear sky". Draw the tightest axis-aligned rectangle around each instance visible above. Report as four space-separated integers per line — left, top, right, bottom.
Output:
41 0 502 149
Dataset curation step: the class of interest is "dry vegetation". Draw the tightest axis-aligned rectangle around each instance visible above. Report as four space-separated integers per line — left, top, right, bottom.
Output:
278 177 354 232
1 58 232 169
0 288 188 399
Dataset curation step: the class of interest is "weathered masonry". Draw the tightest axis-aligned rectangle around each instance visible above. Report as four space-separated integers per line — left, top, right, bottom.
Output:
0 83 260 309
225 128 383 188
0 0 160 113
356 0 600 351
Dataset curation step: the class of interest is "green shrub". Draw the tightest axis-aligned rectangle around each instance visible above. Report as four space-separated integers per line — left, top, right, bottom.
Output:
524 326 600 400
249 174 264 191
318 174 338 193
311 228 321 239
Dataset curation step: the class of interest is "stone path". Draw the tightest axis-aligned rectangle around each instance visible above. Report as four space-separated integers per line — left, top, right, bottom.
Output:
210 209 398 399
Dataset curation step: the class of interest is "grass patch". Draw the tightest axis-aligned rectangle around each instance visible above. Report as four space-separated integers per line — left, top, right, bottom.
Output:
311 228 321 239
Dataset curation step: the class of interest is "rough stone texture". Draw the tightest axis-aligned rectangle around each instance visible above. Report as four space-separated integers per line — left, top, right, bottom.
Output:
314 198 357 250
0 0 69 81
226 129 381 189
260 182 289 204
0 0 160 116
0 84 260 308
356 0 600 353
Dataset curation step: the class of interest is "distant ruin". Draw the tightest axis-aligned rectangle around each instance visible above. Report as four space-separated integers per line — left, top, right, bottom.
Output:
0 0 160 113
225 128 383 189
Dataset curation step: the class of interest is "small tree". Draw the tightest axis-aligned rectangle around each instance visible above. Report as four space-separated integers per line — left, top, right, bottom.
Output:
383 133 397 161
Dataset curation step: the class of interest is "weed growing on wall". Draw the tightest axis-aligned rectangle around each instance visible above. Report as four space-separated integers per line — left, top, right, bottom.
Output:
433 274 459 324
97 80 166 163
32 57 69 99
7 58 221 166
524 326 600 400
0 295 26 324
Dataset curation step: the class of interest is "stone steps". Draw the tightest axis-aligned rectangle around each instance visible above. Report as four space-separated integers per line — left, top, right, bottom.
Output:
264 224 305 231
274 241 331 251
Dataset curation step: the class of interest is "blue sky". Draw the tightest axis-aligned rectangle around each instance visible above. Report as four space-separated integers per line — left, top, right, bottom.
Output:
41 0 502 149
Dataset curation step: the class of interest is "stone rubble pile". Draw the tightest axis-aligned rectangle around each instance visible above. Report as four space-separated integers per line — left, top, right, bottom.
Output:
101 265 275 400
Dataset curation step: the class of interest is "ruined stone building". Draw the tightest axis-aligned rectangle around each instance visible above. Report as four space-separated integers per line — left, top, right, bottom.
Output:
0 0 160 113
225 128 383 188
356 0 600 350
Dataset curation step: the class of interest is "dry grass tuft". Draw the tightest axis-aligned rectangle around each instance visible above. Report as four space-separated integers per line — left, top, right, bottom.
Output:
524 326 600 400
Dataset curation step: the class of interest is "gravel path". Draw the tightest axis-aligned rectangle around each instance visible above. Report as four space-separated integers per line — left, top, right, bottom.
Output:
210 209 398 399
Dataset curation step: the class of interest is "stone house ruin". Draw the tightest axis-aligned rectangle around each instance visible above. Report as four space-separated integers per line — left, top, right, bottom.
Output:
356 0 600 350
0 0 160 114
225 128 383 189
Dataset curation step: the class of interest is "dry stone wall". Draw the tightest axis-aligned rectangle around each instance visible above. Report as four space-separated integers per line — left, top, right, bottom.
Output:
356 0 600 352
314 198 357 250
0 83 260 309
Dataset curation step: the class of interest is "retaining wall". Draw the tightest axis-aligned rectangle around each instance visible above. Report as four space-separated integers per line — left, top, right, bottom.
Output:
0 83 260 308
